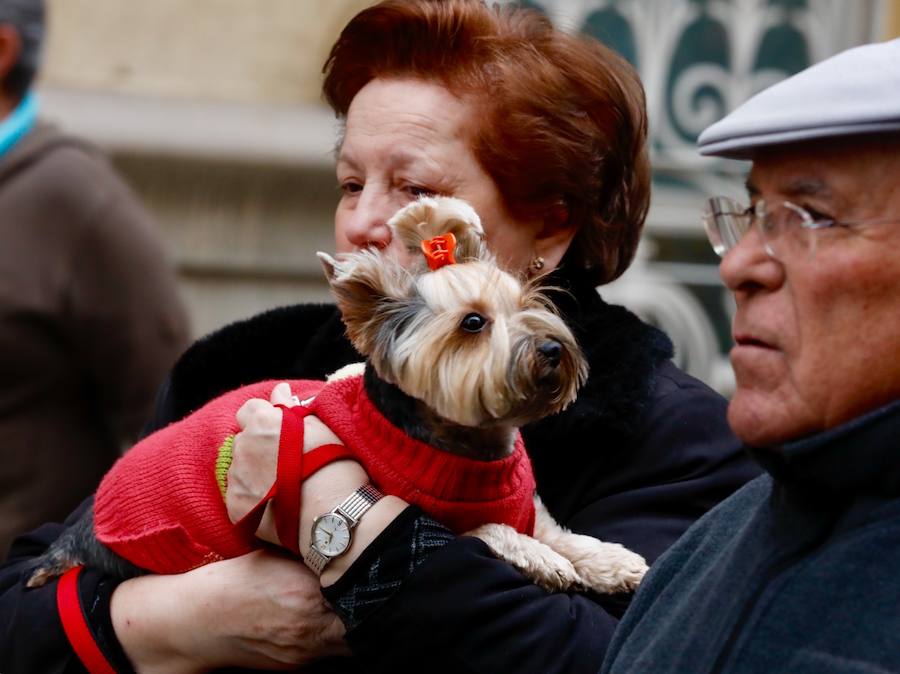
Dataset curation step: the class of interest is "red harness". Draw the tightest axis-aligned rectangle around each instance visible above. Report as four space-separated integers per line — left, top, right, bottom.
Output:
232 404 355 555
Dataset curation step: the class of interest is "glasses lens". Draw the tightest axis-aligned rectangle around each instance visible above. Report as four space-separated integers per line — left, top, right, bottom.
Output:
758 201 811 258
704 197 749 257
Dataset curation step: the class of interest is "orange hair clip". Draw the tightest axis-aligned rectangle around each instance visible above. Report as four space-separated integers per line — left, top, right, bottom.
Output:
420 232 457 271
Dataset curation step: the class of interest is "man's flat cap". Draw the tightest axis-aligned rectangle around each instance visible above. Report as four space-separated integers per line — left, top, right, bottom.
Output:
698 38 900 158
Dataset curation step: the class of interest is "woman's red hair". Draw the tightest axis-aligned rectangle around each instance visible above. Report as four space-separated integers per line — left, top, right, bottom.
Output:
323 0 650 284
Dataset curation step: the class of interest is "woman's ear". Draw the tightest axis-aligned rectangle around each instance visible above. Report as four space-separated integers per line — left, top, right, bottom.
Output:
533 200 577 274
544 201 570 231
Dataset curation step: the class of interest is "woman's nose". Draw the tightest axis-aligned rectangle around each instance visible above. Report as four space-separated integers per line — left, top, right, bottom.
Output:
344 189 394 250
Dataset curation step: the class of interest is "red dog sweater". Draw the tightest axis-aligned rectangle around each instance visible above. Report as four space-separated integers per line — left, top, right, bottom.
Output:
94 373 536 574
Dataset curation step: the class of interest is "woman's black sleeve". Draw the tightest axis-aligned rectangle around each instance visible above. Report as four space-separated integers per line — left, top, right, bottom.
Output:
0 498 134 673
322 371 758 674
322 510 619 674
0 379 181 674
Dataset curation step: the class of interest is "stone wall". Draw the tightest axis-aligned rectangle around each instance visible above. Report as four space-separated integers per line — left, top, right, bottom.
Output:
31 0 900 388
38 1 371 337
42 0 370 104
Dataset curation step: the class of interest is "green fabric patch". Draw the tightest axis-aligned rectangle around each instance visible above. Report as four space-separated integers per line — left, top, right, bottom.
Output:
215 435 235 501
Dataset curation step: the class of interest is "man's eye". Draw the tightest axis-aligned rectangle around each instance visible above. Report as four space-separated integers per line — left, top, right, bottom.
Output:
802 205 835 227
461 313 487 333
340 182 363 195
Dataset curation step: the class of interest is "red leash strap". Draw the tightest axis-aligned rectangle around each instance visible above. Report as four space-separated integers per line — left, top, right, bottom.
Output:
233 405 309 549
233 403 358 555
271 404 306 555
56 566 117 674
272 407 357 552
302 443 356 478
232 481 276 540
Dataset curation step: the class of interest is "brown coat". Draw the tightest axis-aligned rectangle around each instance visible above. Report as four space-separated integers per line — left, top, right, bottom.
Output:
0 123 190 557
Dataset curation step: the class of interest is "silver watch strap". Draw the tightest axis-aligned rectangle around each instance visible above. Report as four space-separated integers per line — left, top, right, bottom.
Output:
335 483 383 525
305 545 331 576
305 483 384 576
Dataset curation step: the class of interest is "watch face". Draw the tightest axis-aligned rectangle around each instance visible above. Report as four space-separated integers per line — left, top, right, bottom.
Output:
312 513 351 557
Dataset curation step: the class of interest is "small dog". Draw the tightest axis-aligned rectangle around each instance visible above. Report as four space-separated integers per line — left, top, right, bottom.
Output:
29 197 647 594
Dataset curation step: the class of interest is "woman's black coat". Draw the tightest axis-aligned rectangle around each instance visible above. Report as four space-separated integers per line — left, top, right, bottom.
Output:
0 268 758 673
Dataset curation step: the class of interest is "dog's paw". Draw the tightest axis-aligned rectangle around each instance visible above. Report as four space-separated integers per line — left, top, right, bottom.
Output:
467 523 581 593
553 533 648 594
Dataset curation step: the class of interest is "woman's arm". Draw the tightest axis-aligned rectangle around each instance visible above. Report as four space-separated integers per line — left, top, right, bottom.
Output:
336 376 757 673
0 510 352 674
226 375 757 674
224 385 407 582
104 384 376 673
111 551 349 673
0 385 360 674
330 532 619 674
227 387 622 674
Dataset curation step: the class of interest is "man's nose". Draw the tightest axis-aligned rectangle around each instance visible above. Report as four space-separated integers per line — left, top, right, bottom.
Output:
345 189 394 250
719 225 784 294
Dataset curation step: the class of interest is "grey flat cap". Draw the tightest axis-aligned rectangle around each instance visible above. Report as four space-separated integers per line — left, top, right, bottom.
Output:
698 38 900 158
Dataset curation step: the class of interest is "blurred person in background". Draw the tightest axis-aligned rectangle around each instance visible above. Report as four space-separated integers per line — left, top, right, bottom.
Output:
0 0 189 557
603 38 900 673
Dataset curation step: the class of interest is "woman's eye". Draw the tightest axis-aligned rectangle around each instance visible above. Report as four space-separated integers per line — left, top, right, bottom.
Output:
340 181 363 195
407 185 436 198
461 313 487 333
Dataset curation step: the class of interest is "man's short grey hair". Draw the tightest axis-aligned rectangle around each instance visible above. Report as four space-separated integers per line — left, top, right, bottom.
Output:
0 0 44 97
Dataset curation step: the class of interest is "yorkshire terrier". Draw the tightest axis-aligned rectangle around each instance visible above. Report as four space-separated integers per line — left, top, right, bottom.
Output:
28 196 647 595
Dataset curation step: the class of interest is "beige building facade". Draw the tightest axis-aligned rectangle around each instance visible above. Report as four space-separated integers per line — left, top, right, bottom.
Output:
33 0 900 387
38 1 373 336
43 1 370 104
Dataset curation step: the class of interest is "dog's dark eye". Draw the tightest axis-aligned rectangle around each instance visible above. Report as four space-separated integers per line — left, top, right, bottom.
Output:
461 312 487 333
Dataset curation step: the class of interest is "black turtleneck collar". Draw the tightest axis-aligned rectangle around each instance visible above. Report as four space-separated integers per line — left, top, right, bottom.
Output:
526 262 674 442
749 399 900 497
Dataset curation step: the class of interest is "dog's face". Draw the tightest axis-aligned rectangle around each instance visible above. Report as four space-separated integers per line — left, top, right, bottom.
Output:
319 197 588 428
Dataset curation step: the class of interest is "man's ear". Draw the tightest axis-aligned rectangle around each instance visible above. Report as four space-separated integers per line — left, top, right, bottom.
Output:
317 251 410 356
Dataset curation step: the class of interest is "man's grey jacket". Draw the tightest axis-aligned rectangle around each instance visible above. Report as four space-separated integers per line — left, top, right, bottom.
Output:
603 398 900 673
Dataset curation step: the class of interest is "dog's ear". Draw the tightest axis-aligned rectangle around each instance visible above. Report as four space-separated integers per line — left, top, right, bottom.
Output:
389 196 488 264
317 251 411 356
318 251 342 283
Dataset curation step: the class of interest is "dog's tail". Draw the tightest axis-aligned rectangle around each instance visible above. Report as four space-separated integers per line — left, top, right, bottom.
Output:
26 507 146 587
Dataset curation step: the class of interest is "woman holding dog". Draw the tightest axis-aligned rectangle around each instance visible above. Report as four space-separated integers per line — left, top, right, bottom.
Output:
0 1 758 672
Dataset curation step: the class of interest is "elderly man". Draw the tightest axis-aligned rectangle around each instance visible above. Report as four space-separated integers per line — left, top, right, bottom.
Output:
602 38 900 673
0 0 189 556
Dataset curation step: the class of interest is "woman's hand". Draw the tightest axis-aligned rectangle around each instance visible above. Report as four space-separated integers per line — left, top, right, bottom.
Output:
226 382 369 546
227 382 407 583
111 550 349 673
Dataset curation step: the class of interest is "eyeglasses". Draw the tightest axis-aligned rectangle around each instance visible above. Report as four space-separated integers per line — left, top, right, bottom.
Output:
702 196 898 260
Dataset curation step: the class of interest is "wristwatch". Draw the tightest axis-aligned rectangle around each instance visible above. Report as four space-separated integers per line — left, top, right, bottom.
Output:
305 483 384 575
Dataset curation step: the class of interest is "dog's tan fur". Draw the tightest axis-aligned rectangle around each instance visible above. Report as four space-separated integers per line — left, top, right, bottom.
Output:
321 196 647 593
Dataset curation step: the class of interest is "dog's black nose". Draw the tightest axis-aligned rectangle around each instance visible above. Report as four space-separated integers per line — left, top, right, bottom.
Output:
538 340 562 367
